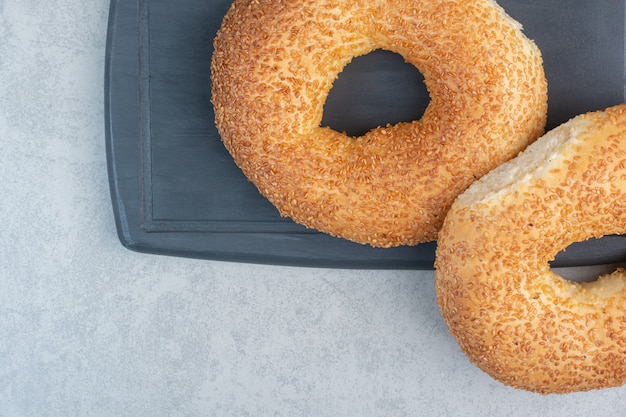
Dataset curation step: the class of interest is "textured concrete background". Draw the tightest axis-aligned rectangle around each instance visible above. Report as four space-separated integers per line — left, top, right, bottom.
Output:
1 0 626 416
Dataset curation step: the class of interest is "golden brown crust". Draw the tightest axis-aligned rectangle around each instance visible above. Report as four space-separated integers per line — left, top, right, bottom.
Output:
435 104 626 394
211 0 547 247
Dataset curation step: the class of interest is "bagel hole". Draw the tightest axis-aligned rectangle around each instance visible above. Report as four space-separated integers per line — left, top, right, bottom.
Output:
552 263 626 283
550 236 626 282
321 49 430 137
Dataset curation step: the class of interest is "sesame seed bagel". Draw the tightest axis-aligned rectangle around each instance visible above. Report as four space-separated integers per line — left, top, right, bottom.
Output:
435 104 626 394
211 0 547 247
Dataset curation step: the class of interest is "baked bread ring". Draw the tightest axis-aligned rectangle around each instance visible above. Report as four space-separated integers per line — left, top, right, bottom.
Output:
211 0 547 247
435 104 626 394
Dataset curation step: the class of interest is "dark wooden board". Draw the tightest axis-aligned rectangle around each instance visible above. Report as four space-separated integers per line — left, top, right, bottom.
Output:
105 0 626 268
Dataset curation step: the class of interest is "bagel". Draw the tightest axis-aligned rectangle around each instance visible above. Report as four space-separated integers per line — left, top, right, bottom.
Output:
211 0 547 247
435 104 626 394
